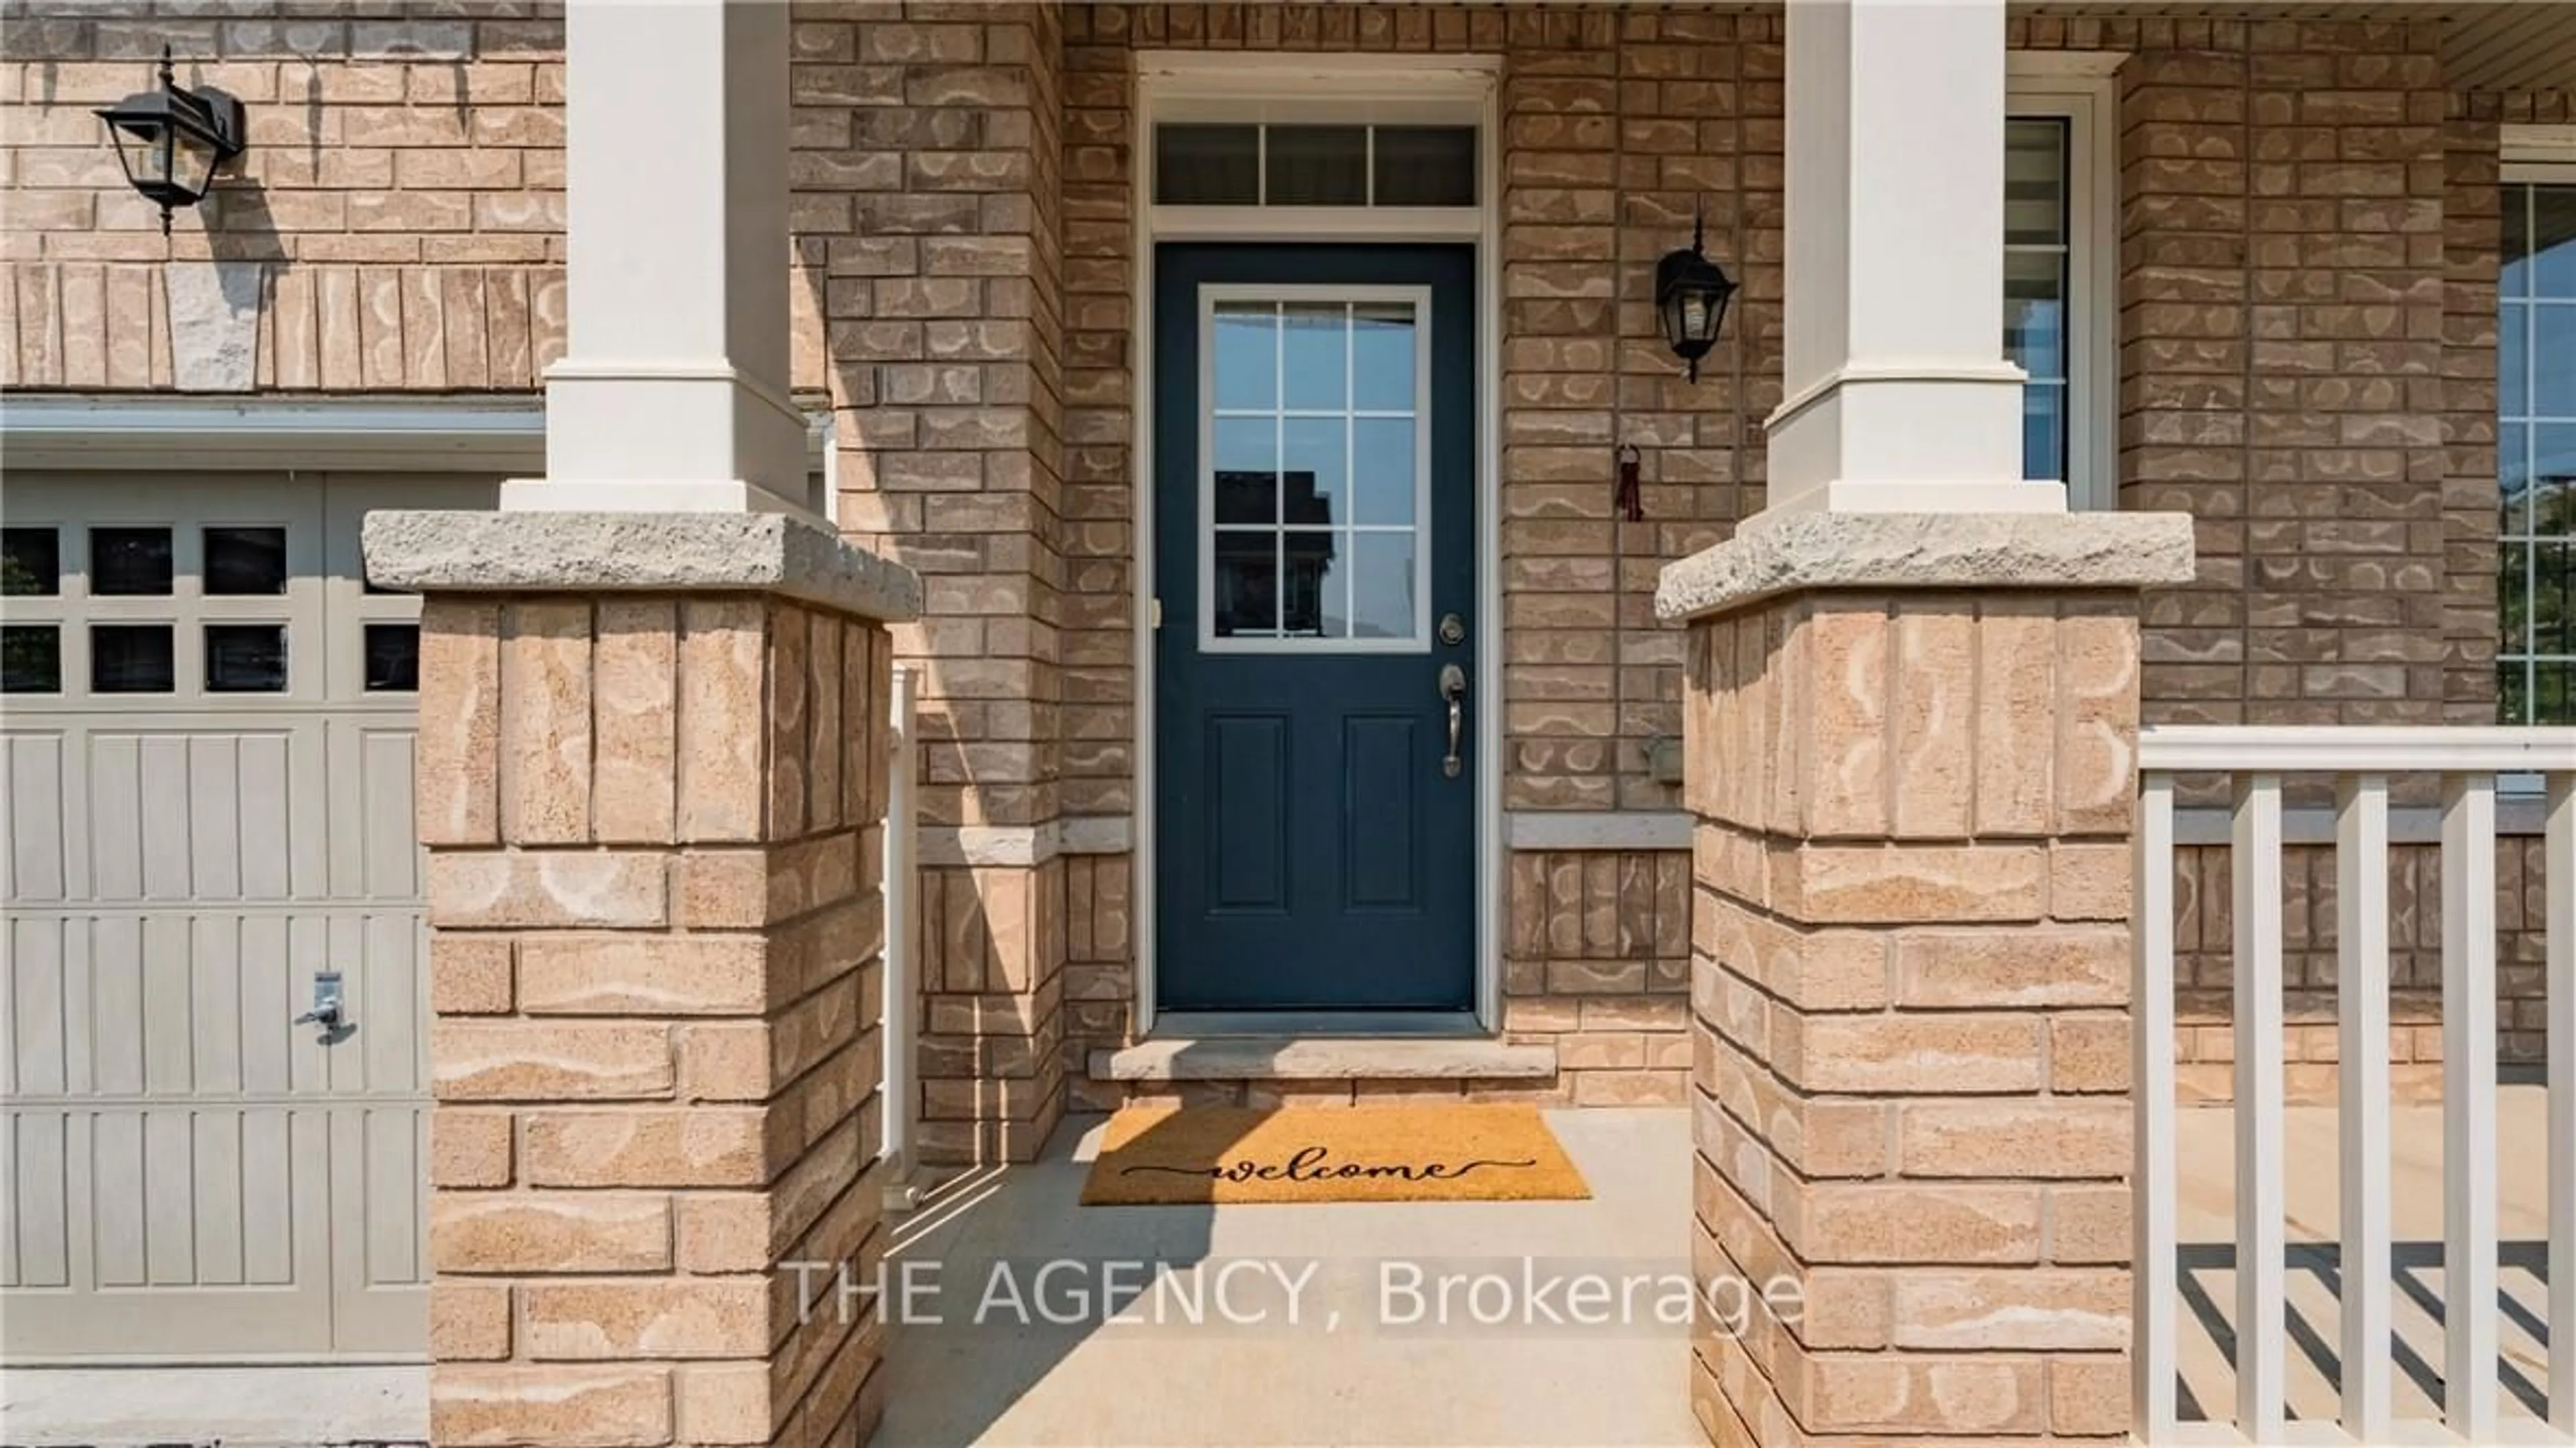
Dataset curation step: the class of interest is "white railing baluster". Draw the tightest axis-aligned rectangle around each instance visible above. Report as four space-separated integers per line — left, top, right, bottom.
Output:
2134 772 2180 1441
2441 771 2499 1443
2131 726 2576 1448
2334 773 2393 1440
2234 771 2288 1439
2546 771 2574 1439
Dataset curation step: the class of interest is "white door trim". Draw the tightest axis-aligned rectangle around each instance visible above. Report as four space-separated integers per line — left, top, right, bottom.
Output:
1130 54 1503 1036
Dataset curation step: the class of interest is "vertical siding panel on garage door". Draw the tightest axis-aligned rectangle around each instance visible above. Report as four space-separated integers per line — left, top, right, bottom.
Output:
193 1109 245 1284
4 733 68 900
89 736 140 899
240 735 293 898
191 914 243 1095
138 737 193 899
188 736 243 899
362 726 419 900
0 471 492 1359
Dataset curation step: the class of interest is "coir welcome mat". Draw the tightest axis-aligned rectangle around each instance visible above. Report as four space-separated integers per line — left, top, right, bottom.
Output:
1081 1105 1591 1205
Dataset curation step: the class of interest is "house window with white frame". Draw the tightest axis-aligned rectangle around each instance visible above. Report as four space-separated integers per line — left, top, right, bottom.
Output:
2500 178 2576 726
2006 117 2074 488
2002 78 2111 511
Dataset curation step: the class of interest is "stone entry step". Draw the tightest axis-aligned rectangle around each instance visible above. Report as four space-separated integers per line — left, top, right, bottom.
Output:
1090 1037 1558 1084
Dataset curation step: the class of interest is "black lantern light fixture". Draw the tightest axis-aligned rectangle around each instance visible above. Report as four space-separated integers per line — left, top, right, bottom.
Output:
95 47 246 235
1655 201 1737 382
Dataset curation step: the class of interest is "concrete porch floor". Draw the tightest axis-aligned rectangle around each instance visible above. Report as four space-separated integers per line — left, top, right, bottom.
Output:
877 1106 1705 1447
0 1093 2557 1446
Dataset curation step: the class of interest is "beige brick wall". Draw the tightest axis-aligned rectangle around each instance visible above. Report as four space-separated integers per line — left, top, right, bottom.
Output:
416 593 893 1447
790 0 1075 1163
1 7 570 390
2111 20 2451 728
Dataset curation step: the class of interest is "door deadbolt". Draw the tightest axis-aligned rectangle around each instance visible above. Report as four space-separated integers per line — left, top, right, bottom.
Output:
1437 612 1466 647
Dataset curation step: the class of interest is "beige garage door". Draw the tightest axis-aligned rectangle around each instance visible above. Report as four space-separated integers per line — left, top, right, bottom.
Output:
0 472 492 1360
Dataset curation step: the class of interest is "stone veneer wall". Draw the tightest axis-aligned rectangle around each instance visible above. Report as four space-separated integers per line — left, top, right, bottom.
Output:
417 592 893 1446
1684 588 2149 1445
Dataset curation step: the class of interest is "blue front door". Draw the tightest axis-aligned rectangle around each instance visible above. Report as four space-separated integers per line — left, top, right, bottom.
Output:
1153 243 1478 1013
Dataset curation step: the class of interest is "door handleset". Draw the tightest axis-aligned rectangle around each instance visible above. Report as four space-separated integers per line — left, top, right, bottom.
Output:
1438 663 1466 779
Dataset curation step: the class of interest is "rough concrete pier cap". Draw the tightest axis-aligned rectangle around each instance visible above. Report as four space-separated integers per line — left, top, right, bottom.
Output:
363 508 922 622
1655 510 2200 623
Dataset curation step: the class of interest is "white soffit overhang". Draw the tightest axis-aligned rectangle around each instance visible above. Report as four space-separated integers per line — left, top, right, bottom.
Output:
2012 1 2576 96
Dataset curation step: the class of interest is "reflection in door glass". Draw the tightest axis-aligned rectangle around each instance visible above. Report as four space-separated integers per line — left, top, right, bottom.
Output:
1350 533 1417 641
1213 531 1277 637
1352 416 1415 527
1213 417 1278 525
1205 295 1423 645
1351 303 1416 408
1282 530 1336 636
1281 303 1347 410
1281 416 1347 525
1212 303 1278 410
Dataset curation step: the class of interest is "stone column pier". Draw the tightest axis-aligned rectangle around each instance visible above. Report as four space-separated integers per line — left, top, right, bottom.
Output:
364 510 919 1448
1660 512 2195 1445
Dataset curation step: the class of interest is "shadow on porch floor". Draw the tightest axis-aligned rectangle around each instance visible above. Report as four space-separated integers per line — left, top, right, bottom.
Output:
875 1106 1703 1448
2167 1084 2558 1433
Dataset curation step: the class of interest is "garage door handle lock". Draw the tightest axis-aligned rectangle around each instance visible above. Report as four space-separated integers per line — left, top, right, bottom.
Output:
294 970 352 1042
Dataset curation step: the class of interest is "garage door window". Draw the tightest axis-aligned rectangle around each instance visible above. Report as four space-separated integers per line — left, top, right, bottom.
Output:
205 526 287 595
2 528 61 693
91 526 172 596
206 623 288 693
91 623 173 693
364 622 419 692
2 625 59 693
3 526 60 595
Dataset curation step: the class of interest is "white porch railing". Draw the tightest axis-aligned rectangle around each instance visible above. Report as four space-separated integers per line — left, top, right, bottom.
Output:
2133 725 2576 1445
881 663 922 1209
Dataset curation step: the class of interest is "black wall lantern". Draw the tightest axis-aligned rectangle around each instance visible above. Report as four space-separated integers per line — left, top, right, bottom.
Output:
1655 203 1737 382
95 46 246 235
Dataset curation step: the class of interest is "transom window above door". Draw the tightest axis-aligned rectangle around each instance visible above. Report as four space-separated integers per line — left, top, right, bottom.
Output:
1156 122 1479 208
1201 288 1432 650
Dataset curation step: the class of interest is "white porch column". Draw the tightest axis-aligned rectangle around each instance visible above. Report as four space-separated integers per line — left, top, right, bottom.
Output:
1766 0 2060 514
500 0 809 515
